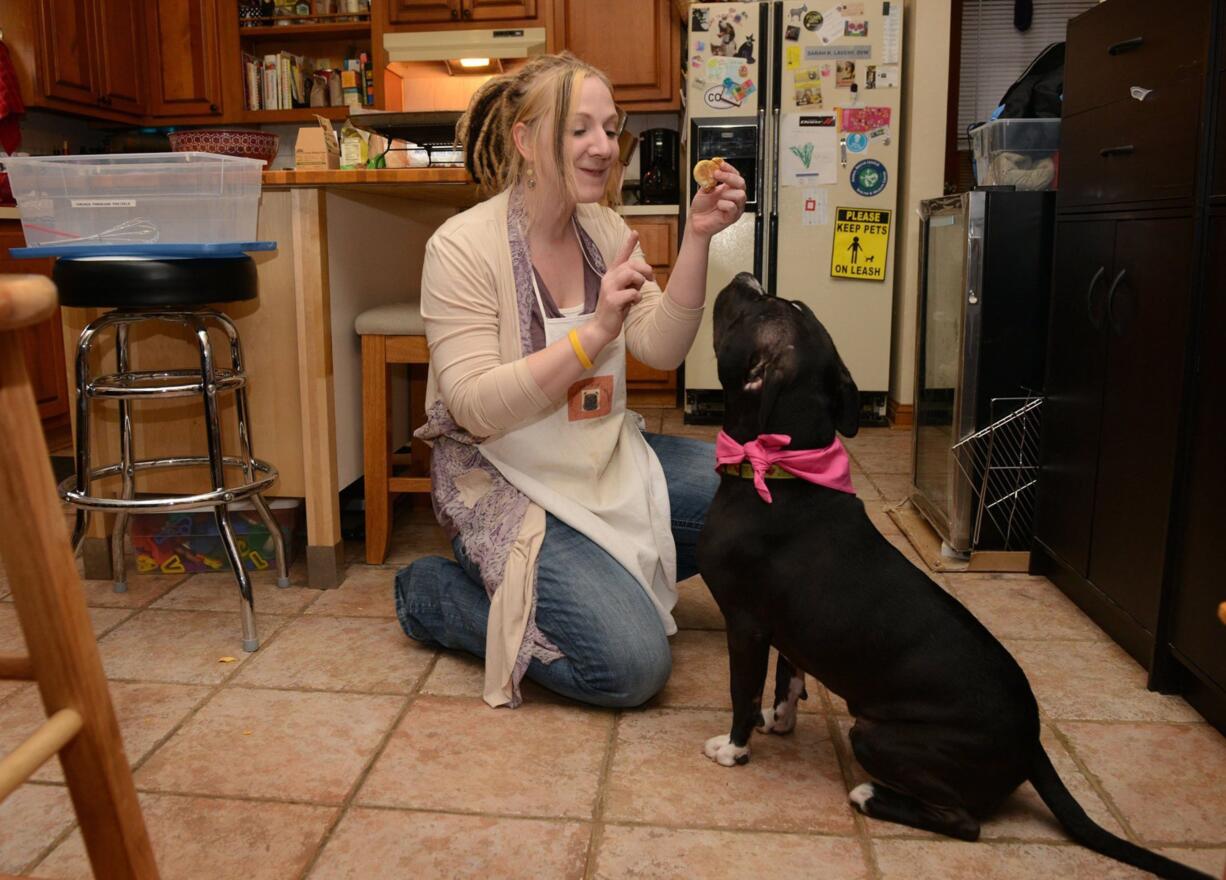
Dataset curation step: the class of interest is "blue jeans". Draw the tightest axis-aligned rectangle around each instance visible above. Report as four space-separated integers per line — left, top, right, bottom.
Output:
394 431 719 708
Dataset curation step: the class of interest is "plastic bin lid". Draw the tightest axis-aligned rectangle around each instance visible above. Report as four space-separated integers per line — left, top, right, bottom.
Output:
9 241 278 260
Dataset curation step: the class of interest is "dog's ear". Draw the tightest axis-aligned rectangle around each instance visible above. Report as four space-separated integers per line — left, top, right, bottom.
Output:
833 355 860 438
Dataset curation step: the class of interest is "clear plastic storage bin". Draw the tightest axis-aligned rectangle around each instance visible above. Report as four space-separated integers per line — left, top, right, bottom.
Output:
970 119 1061 191
0 152 264 247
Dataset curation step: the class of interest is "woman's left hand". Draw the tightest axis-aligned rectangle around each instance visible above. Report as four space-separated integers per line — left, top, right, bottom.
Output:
688 161 748 239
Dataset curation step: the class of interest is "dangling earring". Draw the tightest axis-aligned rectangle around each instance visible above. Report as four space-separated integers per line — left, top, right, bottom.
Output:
525 163 536 190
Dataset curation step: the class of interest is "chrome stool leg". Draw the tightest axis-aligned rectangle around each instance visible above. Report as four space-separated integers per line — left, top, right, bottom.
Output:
192 317 259 652
69 321 100 553
211 312 290 589
110 321 135 593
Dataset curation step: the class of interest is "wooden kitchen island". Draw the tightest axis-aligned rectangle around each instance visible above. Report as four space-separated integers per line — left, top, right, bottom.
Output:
63 169 477 590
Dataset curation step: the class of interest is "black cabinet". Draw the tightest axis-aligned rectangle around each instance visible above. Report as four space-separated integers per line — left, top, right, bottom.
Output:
1035 220 1113 576
1033 0 1226 732
1166 217 1226 730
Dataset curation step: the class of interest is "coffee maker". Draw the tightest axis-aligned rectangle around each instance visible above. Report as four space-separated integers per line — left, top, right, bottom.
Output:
638 128 679 204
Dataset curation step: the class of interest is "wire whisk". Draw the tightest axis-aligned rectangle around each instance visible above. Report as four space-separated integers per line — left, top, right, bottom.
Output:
23 217 161 244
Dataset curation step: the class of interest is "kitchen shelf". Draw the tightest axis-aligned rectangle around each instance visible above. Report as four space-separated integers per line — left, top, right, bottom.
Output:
239 21 371 40
243 106 354 123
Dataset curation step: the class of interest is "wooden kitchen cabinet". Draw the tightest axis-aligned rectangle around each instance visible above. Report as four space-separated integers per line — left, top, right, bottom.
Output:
0 222 70 442
389 0 539 26
145 0 225 117
623 214 678 402
6 0 147 118
554 0 680 109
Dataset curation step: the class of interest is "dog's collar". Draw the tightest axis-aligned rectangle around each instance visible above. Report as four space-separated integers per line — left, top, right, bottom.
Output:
720 462 797 480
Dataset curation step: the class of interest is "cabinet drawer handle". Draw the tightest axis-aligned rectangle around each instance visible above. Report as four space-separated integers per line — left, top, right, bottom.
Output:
1108 36 1144 55
1085 265 1106 330
1099 145 1135 158
1105 268 1127 334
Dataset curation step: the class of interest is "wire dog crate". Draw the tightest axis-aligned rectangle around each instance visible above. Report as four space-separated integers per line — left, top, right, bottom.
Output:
951 396 1043 552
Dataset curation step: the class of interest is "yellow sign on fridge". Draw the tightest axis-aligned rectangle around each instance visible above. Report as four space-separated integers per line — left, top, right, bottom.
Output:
830 207 891 281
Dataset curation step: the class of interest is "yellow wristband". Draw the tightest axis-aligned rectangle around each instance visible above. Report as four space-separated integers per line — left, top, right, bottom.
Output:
568 328 594 370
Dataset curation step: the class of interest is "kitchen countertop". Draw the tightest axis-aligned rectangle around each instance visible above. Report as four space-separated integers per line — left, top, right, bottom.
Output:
618 204 679 216
0 207 21 220
260 170 681 217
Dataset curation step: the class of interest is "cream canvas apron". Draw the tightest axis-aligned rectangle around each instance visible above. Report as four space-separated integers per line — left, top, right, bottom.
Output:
477 228 678 702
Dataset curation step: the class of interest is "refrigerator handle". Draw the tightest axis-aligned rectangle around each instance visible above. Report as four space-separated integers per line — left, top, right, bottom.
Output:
757 106 767 215
770 107 780 218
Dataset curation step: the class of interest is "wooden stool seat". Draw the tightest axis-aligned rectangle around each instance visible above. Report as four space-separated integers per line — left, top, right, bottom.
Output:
0 274 160 878
357 302 431 565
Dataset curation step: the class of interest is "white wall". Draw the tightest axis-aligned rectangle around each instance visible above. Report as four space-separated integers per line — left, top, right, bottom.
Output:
890 0 952 409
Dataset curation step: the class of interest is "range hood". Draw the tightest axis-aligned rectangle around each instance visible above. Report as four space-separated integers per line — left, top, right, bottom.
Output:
384 27 547 63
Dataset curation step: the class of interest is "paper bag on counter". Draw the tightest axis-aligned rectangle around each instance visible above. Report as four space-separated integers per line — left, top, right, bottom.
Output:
295 116 340 170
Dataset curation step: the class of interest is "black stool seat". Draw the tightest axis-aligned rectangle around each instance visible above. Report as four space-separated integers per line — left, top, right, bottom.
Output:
53 256 258 309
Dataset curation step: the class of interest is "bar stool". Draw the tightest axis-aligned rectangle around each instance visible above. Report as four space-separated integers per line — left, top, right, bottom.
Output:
356 303 432 565
56 256 288 652
0 273 160 879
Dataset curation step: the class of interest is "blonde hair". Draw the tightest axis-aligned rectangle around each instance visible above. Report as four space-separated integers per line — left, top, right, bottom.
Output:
456 52 625 207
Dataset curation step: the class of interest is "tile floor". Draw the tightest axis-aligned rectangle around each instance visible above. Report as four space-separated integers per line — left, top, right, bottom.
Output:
2 413 1224 879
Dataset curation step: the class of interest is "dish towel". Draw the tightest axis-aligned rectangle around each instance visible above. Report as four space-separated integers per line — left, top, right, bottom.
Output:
0 39 26 154
715 431 855 504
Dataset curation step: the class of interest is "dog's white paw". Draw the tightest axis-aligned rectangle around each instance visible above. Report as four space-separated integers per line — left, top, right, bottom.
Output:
756 702 798 735
703 734 750 767
848 782 875 812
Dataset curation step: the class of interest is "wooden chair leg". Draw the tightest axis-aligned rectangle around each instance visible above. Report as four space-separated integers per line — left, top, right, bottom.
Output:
0 329 159 878
362 334 392 564
409 361 430 475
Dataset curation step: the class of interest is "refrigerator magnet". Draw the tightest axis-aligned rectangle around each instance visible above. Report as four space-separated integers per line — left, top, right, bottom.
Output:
845 132 869 153
803 10 824 31
831 207 891 281
849 159 888 197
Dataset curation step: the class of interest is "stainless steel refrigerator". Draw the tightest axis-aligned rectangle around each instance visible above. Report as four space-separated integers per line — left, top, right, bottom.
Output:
911 190 1055 555
682 0 905 421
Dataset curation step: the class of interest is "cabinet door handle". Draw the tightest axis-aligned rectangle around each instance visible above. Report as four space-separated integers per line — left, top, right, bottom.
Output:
462 5 471 16
1099 145 1135 158
1108 36 1144 55
209 103 218 112
1085 265 1106 330
1105 268 1127 334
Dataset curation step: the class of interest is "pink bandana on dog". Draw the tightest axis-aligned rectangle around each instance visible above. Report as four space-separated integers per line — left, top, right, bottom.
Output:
715 431 855 504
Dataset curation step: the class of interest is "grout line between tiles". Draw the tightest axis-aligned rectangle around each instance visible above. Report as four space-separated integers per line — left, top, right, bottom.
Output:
821 707 883 880
581 710 621 880
295 649 441 880
1045 719 1145 846
24 575 313 874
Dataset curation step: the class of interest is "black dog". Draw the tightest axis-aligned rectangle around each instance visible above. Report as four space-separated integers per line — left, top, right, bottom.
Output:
696 273 1209 880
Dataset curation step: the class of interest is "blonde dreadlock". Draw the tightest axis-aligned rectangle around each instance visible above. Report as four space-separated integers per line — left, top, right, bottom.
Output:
456 52 625 206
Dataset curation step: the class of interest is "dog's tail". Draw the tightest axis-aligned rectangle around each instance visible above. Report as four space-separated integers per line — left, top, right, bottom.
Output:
1029 746 1211 879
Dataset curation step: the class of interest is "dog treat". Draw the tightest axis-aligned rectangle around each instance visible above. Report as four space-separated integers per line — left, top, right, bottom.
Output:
694 156 724 193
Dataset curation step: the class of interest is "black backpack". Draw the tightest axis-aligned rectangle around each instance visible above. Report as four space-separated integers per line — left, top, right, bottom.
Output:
997 41 1065 119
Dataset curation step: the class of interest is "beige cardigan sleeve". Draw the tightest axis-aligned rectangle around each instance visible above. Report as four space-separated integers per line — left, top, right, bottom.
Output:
420 219 553 439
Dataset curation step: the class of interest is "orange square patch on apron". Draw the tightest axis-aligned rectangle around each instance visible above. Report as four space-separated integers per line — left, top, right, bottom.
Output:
567 375 614 421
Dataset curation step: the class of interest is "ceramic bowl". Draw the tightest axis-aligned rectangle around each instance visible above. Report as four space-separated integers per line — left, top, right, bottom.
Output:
168 129 280 166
